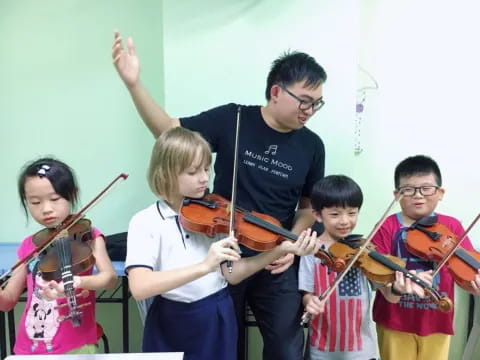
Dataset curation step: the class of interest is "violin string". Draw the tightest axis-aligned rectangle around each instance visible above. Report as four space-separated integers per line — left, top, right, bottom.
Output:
60 237 79 317
55 236 81 324
365 250 450 310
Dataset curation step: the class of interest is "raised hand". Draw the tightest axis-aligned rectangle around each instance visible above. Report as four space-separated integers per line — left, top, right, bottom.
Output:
112 30 140 88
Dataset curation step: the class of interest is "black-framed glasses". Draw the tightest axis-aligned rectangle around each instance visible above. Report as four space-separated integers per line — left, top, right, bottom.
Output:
398 186 439 197
281 86 325 112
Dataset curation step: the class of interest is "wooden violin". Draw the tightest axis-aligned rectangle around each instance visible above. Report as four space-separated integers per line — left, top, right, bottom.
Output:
33 217 96 327
180 193 327 254
180 193 288 251
33 218 95 282
327 236 405 281
326 235 452 312
405 215 480 292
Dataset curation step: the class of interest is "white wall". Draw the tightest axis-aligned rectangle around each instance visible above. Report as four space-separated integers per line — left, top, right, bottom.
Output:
358 2 480 358
0 0 164 243
356 0 480 244
159 0 359 174
0 0 164 353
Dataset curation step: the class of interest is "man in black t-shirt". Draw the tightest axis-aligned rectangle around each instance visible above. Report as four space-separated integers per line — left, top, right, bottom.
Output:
113 30 327 360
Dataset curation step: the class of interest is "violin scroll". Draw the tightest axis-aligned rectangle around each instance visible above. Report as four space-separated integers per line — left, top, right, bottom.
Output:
435 296 454 313
314 249 343 272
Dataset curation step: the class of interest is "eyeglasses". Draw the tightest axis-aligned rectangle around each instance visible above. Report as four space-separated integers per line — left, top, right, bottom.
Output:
397 186 439 197
281 86 325 112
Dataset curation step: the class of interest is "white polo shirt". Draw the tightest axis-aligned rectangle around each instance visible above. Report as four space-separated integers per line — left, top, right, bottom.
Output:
125 199 227 303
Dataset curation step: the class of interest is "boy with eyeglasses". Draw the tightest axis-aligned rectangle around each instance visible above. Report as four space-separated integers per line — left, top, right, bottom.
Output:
371 154 480 360
112 31 326 359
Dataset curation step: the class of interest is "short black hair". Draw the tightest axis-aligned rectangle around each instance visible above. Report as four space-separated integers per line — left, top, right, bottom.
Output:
265 51 327 100
311 175 363 212
394 155 442 189
18 157 78 216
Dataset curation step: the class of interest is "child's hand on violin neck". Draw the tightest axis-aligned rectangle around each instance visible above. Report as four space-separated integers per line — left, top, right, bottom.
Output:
280 228 319 256
266 229 319 275
392 270 433 298
37 276 82 301
204 236 241 273
471 270 480 296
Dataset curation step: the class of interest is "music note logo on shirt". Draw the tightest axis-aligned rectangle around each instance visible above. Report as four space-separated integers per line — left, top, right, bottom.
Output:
264 145 278 155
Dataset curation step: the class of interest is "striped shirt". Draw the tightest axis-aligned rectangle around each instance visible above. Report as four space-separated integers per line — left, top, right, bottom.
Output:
299 254 377 360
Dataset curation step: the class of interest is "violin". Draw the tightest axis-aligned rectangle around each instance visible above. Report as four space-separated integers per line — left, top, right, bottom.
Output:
181 193 300 251
405 215 480 292
33 218 95 281
318 236 404 281
180 193 332 260
325 236 452 312
32 218 96 327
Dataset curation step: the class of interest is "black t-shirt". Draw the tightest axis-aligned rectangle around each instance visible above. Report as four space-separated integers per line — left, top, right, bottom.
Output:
180 103 325 231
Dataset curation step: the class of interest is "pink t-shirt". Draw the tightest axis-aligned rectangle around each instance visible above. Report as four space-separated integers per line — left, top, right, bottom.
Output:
13 228 103 354
372 213 475 336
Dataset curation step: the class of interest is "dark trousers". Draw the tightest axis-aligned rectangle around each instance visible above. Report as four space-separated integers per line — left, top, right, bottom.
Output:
229 265 304 360
143 288 237 360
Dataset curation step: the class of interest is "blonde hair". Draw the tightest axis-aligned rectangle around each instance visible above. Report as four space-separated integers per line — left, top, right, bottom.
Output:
148 127 211 202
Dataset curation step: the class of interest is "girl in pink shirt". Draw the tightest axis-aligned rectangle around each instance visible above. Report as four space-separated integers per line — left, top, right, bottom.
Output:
0 157 117 354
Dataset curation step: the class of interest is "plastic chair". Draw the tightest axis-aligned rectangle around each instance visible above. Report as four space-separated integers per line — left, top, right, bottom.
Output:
96 322 110 353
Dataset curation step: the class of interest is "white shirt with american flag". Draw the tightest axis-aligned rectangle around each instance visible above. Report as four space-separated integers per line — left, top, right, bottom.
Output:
299 254 378 360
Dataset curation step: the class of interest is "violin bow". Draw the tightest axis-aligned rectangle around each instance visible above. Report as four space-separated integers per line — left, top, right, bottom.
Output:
301 194 401 325
226 106 242 273
431 212 480 278
0 173 128 287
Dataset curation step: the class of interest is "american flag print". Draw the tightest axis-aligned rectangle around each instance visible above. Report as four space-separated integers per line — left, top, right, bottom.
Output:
310 265 364 352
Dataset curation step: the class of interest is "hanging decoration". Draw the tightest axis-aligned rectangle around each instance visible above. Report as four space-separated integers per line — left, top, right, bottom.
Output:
355 66 379 154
